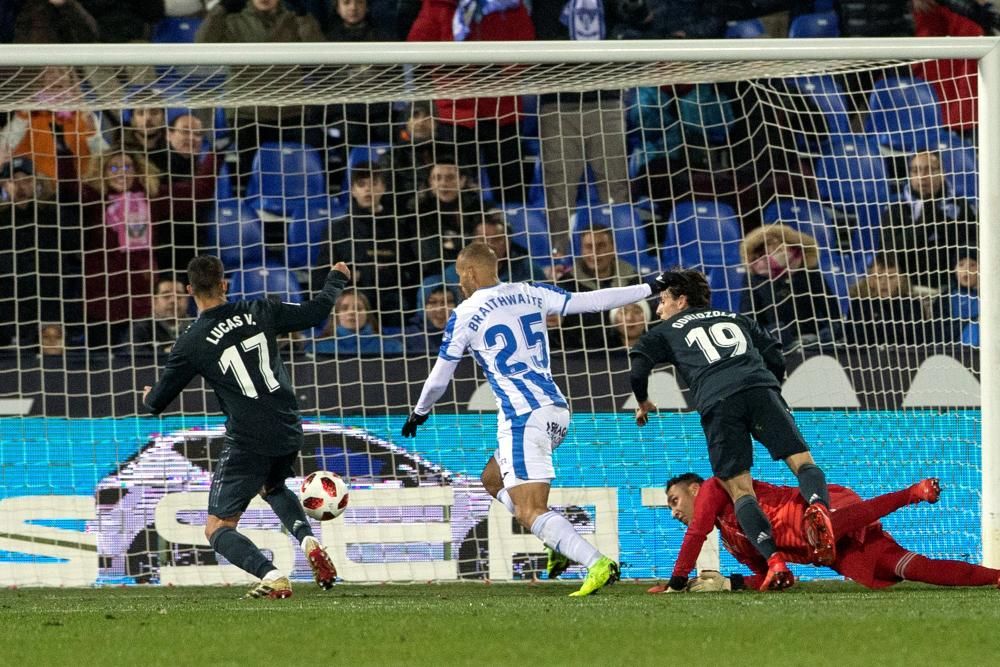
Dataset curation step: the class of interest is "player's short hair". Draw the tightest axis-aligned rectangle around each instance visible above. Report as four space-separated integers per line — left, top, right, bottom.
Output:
662 270 711 308
187 255 225 298
665 472 704 493
457 241 498 269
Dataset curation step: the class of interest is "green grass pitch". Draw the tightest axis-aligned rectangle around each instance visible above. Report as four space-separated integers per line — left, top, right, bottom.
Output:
3 581 999 665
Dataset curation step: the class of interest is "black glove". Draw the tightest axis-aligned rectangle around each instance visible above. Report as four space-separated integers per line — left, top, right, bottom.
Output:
648 271 680 295
401 411 429 438
220 0 246 13
666 574 689 592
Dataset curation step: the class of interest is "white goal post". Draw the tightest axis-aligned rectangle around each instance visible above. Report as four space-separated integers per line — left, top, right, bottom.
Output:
0 36 997 582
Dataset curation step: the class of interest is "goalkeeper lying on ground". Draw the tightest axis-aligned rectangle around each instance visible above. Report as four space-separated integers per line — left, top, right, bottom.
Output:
650 473 1000 593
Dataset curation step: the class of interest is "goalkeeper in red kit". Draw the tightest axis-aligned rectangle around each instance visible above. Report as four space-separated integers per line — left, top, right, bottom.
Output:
650 473 1000 592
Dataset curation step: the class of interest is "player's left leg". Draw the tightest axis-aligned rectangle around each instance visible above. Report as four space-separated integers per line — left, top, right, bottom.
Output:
502 407 618 595
829 478 940 539
206 446 290 598
875 541 1000 587
259 453 337 590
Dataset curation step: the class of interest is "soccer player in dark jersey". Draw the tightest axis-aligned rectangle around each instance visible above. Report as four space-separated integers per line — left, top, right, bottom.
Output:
142 255 351 599
650 472 1000 592
629 270 836 592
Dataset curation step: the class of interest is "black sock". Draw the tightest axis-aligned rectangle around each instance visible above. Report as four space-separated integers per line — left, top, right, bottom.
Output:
796 463 830 508
733 495 777 560
209 526 275 579
265 487 315 543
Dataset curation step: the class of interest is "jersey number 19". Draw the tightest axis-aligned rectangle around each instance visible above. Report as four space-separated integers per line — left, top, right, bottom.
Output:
684 322 748 363
218 332 281 398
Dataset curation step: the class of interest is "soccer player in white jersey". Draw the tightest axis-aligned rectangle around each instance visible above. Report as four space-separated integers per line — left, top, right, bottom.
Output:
402 242 668 596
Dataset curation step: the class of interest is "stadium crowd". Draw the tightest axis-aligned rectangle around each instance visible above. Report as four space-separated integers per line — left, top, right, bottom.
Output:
0 0 993 360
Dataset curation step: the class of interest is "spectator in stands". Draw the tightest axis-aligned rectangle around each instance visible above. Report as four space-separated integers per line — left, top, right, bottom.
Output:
879 150 977 291
150 111 218 272
80 150 161 348
391 101 436 202
407 0 533 205
13 0 98 44
128 277 192 356
324 0 390 40
471 212 546 283
846 254 932 350
39 322 66 356
403 282 459 355
312 288 404 356
609 300 650 350
313 162 411 328
196 0 325 187
532 0 632 258
740 223 843 351
553 223 641 350
77 1 167 41
936 253 979 345
0 157 81 348
0 66 110 190
407 150 483 282
120 106 170 171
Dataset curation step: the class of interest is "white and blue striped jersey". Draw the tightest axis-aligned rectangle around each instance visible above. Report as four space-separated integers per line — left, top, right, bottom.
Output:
413 281 652 419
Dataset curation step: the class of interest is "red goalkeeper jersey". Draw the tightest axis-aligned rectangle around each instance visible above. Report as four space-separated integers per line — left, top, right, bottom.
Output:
671 477 872 581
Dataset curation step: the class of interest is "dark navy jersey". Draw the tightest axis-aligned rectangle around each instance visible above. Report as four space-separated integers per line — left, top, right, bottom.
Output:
629 307 786 413
144 270 348 454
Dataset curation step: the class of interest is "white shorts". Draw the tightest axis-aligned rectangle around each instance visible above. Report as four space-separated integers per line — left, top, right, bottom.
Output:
494 404 570 488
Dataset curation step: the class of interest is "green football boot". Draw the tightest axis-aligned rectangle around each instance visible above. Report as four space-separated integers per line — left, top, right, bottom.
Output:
545 546 572 580
568 557 620 597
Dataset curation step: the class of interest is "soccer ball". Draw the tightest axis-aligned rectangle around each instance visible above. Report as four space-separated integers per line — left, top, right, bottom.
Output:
299 471 350 521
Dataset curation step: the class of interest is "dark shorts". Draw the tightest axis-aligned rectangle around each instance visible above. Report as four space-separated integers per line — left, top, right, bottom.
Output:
700 386 809 479
207 443 299 518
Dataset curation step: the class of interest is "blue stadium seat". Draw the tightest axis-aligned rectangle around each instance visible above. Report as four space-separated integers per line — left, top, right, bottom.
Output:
705 266 748 312
503 206 551 260
725 19 766 39
228 262 304 304
813 0 834 10
815 136 892 251
285 202 331 270
864 77 942 153
788 76 852 150
571 204 653 272
151 17 203 44
661 200 742 270
762 197 837 251
208 199 264 268
247 143 328 214
961 321 979 348
933 132 978 201
788 11 840 38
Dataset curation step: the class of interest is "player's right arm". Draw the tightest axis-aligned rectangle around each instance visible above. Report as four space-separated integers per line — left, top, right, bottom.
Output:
143 348 198 415
739 313 786 383
668 478 731 590
627 326 675 425
268 263 351 335
402 311 469 437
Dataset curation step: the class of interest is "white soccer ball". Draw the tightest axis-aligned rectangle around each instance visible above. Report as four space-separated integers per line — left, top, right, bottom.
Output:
299 471 350 521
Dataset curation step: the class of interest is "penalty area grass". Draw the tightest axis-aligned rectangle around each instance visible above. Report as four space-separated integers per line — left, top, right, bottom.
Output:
2 581 998 666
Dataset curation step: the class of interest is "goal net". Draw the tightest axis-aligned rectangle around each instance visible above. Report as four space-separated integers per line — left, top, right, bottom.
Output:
0 39 994 587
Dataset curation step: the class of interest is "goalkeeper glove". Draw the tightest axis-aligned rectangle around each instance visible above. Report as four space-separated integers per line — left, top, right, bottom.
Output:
687 571 746 593
401 411 429 438
665 574 688 592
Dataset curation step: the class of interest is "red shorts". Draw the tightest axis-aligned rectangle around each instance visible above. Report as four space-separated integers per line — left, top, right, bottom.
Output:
834 528 909 589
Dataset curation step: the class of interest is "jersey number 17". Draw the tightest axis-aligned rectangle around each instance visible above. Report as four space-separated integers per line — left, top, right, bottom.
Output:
218 332 281 398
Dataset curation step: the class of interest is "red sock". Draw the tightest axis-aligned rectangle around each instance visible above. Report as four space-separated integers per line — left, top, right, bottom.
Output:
830 488 913 538
896 553 1000 587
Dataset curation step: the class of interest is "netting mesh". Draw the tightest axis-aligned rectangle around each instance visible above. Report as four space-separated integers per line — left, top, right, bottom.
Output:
0 51 982 586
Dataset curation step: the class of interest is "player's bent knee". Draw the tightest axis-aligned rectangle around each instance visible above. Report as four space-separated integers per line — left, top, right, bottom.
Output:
204 514 240 542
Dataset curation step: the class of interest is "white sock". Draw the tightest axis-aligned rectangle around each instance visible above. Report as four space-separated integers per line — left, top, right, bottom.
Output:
496 488 515 514
530 510 602 568
262 569 283 583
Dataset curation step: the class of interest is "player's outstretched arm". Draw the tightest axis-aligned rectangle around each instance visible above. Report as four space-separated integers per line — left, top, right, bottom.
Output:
142 352 198 415
271 263 351 335
402 356 460 437
628 351 658 426
561 283 653 315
